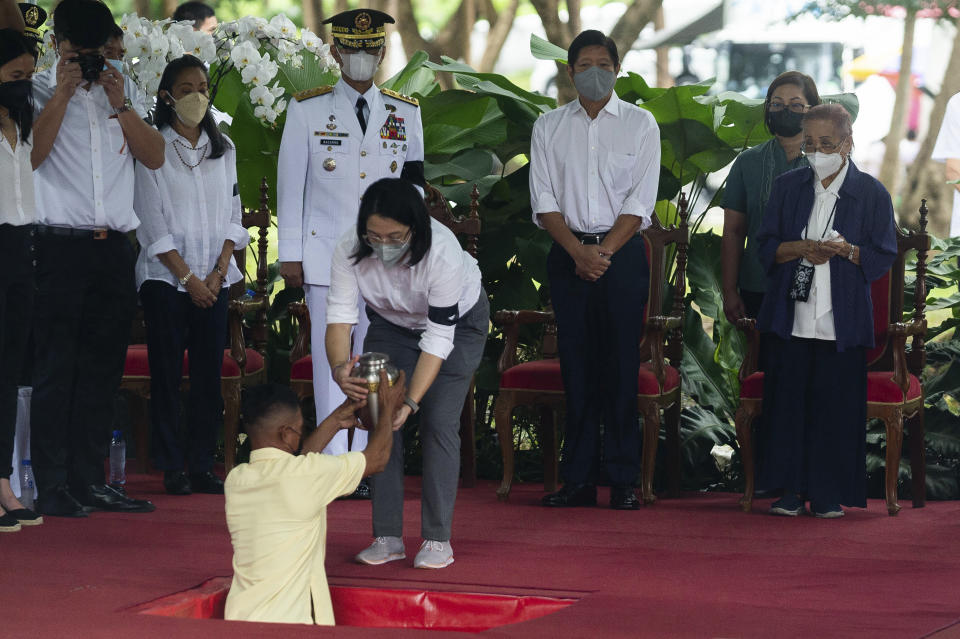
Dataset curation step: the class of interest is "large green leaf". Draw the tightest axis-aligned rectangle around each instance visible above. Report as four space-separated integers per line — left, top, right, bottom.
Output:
381 50 439 98
424 148 497 182
421 92 508 155
529 33 567 63
681 308 738 420
274 55 339 95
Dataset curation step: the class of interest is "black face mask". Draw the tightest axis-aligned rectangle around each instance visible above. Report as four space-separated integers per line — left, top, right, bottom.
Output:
0 79 32 111
767 108 804 137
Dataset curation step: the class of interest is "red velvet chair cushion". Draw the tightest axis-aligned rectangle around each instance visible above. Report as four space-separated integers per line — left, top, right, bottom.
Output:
739 370 921 405
499 359 679 396
740 372 764 400
867 272 891 365
291 355 313 382
123 344 264 380
867 371 922 404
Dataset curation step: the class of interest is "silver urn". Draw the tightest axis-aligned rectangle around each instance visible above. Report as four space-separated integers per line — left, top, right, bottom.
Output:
351 352 399 429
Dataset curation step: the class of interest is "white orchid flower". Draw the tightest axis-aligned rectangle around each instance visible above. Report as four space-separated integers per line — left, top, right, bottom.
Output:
230 40 262 69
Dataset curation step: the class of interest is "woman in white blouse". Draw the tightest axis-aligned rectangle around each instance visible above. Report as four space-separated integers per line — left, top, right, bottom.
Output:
327 178 487 570
0 28 42 531
134 55 249 496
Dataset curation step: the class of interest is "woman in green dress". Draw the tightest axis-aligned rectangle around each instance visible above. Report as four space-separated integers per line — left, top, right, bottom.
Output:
722 71 821 322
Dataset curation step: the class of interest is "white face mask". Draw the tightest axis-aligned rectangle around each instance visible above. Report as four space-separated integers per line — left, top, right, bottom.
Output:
807 151 846 182
340 49 380 82
372 240 409 267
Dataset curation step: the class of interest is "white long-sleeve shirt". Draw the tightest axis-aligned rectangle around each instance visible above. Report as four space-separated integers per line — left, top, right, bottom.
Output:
133 127 249 291
528 95 661 231
326 219 482 359
0 127 35 226
32 67 140 232
792 160 849 341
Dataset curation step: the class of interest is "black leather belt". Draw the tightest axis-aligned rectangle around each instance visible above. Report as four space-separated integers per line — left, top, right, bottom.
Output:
572 230 609 245
35 225 115 240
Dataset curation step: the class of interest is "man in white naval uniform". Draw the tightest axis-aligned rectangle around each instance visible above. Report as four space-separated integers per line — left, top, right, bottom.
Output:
277 8 424 497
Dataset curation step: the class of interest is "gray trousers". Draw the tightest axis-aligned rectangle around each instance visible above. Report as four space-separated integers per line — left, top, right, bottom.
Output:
366 290 488 541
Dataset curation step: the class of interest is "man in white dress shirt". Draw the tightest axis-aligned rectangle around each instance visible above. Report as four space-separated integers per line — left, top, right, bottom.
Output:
277 8 424 497
29 0 164 517
529 30 660 510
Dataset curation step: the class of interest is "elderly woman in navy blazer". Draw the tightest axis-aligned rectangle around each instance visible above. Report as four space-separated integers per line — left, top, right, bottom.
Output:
755 103 897 519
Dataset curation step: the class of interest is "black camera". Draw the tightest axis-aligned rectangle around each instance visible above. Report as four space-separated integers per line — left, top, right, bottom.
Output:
73 53 106 82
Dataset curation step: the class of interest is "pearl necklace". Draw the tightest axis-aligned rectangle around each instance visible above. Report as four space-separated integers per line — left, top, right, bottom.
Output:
172 137 209 170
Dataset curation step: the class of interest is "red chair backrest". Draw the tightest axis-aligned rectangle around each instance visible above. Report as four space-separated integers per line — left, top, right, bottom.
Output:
867 271 891 366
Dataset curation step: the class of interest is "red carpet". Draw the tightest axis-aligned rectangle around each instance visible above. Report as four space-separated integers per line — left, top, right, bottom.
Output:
4 473 960 638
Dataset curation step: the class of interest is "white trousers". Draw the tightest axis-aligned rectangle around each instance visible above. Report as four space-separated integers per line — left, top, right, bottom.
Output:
304 284 370 455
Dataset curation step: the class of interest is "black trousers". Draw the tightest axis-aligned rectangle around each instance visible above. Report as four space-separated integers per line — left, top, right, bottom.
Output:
547 235 649 487
0 225 34 480
758 335 867 507
30 231 136 494
140 281 228 473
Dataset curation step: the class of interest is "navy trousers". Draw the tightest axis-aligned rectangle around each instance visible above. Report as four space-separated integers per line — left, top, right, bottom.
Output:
758 335 867 507
0 225 33 479
140 280 228 473
547 234 648 487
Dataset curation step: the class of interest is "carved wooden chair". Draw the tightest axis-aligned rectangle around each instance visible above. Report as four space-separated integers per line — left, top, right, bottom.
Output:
493 194 690 504
735 200 930 516
121 178 272 473
288 184 483 486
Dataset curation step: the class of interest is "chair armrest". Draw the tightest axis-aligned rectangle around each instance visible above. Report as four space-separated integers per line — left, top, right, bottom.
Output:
225 297 266 373
493 310 555 374
646 315 681 332
888 319 927 338
735 317 761 382
288 301 311 363
888 319 927 396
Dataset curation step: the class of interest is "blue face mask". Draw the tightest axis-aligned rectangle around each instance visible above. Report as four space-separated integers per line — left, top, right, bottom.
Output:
105 58 124 74
372 241 409 267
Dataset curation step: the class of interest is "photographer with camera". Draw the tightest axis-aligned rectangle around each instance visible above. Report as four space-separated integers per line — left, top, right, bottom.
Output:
29 0 164 518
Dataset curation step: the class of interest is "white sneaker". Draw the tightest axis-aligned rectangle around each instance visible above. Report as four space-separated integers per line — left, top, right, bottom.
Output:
355 536 405 565
414 539 454 569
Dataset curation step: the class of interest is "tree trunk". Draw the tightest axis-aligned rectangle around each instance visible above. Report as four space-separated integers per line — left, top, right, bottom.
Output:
902 19 960 235
608 0 662 60
163 0 177 18
477 0 519 73
301 0 322 33
654 5 671 88
877 7 917 198
134 0 150 19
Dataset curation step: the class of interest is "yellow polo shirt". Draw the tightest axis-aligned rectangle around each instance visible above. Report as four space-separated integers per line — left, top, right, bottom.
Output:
223 447 366 625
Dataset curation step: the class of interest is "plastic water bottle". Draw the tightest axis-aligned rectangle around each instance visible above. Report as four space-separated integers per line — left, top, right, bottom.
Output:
19 460 35 510
109 430 126 488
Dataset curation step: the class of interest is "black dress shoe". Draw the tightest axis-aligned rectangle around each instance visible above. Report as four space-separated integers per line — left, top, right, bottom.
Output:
610 486 641 510
37 486 88 518
164 471 192 496
349 478 371 500
542 483 597 507
75 484 156 513
189 471 224 495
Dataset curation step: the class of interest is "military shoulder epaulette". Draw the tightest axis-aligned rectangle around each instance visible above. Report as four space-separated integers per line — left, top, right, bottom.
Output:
380 88 419 107
293 85 333 102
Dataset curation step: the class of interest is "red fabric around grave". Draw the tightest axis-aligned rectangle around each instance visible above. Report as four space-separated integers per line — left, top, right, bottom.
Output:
133 577 575 631
123 344 264 379
290 355 313 382
499 359 680 396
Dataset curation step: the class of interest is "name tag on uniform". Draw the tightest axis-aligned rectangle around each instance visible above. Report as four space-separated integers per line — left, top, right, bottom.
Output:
320 139 342 146
314 131 349 137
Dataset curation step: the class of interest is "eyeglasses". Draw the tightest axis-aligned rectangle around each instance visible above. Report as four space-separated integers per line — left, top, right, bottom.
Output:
362 231 410 247
801 138 846 154
768 101 809 113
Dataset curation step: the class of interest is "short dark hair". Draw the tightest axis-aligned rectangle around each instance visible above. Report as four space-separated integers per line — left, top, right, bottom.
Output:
351 178 432 267
241 384 301 435
568 29 619 68
53 0 114 50
154 55 230 159
802 103 853 140
0 29 36 143
764 71 820 128
109 23 124 41
173 1 216 25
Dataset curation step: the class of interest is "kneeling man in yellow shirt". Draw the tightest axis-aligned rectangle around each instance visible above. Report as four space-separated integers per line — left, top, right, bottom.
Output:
224 370 403 625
